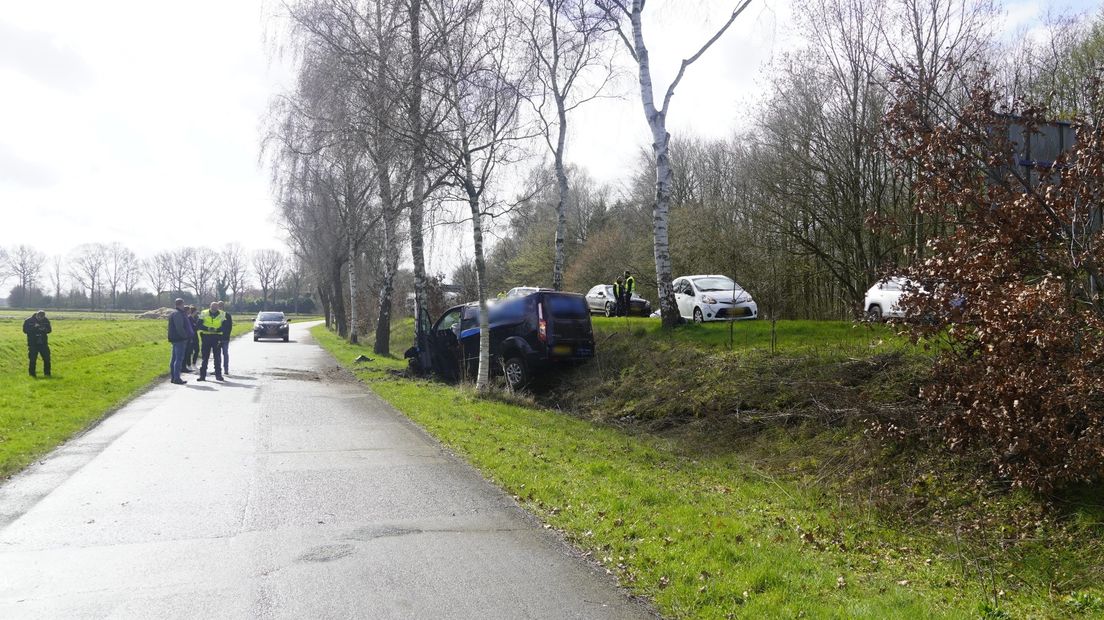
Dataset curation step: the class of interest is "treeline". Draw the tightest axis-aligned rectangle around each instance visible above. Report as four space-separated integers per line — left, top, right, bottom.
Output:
270 0 1103 380
0 243 312 313
470 2 1104 319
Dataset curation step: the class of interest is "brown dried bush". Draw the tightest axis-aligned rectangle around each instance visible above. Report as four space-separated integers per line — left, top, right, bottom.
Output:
885 79 1104 491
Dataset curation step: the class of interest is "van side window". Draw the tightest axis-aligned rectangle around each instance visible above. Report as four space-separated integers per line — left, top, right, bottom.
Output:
436 309 461 333
460 307 479 331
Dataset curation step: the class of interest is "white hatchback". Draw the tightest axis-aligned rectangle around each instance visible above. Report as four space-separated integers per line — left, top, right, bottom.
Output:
672 275 758 322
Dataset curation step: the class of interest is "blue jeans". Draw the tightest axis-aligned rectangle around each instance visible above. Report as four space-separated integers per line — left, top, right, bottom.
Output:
220 338 229 373
170 340 187 381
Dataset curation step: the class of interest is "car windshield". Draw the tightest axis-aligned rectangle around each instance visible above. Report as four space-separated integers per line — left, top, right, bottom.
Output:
258 312 284 321
692 276 740 292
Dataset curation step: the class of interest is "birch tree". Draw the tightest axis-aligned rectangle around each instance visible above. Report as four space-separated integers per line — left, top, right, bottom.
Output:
428 0 531 389
598 0 752 328
517 0 615 290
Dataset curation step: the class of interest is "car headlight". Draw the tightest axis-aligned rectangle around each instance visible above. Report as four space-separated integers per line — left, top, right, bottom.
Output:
702 295 717 304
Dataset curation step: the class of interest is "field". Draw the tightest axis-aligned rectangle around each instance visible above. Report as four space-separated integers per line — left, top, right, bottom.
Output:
0 311 249 479
314 318 1104 619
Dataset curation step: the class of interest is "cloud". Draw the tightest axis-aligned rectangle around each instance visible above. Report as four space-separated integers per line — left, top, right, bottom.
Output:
0 144 59 189
0 21 93 91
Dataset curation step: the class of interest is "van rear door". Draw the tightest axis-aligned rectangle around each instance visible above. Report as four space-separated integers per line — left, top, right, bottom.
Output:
540 293 594 358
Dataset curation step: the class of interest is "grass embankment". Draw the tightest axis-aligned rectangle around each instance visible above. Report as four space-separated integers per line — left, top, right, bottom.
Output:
314 320 1104 618
0 315 250 479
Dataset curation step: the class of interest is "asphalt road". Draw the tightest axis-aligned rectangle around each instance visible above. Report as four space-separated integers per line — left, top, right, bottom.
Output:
0 321 652 619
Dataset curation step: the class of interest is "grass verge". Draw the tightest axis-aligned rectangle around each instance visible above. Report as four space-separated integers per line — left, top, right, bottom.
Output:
314 323 1104 618
0 317 250 479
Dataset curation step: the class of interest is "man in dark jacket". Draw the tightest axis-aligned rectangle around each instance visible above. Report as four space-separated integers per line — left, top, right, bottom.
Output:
217 300 233 376
23 311 52 377
167 298 190 385
184 305 200 371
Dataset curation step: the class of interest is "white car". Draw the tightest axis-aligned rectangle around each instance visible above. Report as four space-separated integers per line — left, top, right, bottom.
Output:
863 277 911 320
672 275 758 322
506 286 540 298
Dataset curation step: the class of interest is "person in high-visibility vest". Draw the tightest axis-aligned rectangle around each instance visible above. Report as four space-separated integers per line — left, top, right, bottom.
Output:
621 270 635 316
197 301 225 382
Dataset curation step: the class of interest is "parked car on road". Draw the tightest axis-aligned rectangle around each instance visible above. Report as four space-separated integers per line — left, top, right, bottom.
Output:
405 291 595 389
672 275 758 322
253 311 290 342
584 284 652 317
863 277 910 320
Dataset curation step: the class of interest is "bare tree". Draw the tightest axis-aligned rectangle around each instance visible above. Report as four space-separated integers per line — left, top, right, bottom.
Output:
144 254 170 306
184 247 219 304
121 251 141 304
220 243 250 305
166 247 193 299
103 242 137 309
427 0 532 389
69 243 108 310
6 244 46 307
49 255 65 307
517 0 614 290
253 249 286 310
598 0 753 328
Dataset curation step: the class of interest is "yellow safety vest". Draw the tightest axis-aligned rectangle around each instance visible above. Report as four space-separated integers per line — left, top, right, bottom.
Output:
625 276 635 294
199 310 224 335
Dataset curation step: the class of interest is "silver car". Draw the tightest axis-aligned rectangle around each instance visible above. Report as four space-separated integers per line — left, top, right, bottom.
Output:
584 284 652 317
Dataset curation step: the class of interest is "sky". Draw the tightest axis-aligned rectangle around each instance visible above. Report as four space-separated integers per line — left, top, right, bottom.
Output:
0 0 1099 281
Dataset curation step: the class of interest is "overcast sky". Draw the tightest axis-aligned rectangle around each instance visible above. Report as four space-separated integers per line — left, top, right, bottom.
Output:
0 0 1098 279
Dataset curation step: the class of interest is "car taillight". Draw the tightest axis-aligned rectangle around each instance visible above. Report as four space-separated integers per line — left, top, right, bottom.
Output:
538 302 547 343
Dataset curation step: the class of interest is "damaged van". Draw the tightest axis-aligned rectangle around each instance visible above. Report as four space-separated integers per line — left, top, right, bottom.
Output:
405 291 595 389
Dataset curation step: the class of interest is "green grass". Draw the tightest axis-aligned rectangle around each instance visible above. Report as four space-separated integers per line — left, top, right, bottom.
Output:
315 323 1104 618
590 316 911 356
0 317 250 479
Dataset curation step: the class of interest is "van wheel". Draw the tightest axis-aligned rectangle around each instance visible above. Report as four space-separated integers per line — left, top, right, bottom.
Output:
693 308 704 323
604 302 615 317
867 305 882 321
504 356 528 391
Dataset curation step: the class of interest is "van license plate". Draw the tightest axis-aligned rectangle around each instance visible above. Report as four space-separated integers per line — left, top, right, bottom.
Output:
552 345 573 355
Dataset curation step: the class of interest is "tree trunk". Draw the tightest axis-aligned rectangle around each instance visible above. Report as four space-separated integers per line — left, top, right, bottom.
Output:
319 284 332 329
551 97 569 291
468 193 491 390
408 0 432 370
347 238 359 344
374 207 399 355
332 263 348 338
629 4 678 328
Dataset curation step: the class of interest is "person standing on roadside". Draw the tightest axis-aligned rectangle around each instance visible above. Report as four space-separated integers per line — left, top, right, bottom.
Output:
217 300 233 376
613 277 624 317
23 310 52 378
197 301 225 382
167 298 190 385
185 305 200 371
620 270 635 317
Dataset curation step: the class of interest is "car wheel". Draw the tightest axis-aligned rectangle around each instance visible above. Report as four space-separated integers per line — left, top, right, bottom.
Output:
867 305 883 321
253 335 259 342
604 302 615 318
282 334 289 342
693 308 704 323
504 356 528 391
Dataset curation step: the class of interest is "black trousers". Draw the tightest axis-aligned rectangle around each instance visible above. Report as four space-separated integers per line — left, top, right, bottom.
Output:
619 292 632 316
29 342 51 376
199 334 223 379
186 335 199 365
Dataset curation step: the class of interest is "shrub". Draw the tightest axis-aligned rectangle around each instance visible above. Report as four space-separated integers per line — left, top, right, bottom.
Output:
885 79 1104 490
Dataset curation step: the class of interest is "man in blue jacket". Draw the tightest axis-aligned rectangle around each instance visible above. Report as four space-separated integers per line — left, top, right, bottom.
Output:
167 298 190 385
23 311 52 377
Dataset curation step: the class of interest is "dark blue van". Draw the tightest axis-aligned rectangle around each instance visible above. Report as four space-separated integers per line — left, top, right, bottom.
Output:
405 291 595 389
